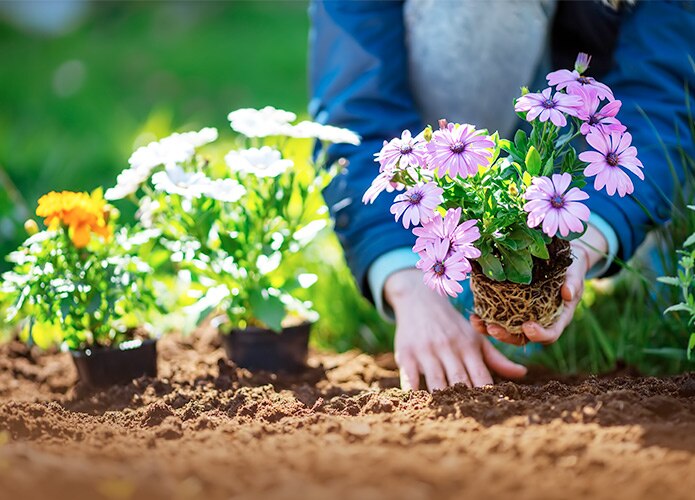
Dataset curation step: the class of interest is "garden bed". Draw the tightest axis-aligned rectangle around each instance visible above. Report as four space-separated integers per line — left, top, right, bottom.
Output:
0 328 694 500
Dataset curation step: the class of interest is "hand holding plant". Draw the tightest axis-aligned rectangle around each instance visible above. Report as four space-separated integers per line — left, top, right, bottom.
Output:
365 53 644 339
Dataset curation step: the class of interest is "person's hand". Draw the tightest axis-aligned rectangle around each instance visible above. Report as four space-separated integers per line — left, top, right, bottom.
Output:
471 225 609 346
384 269 528 391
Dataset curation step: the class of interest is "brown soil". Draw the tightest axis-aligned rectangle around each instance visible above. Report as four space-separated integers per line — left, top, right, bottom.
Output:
0 328 694 500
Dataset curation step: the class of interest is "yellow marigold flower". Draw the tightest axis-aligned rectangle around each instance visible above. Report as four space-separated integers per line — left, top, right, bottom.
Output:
36 190 112 248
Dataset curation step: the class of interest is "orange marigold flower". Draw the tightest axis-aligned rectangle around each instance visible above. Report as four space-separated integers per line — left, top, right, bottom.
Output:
36 190 112 248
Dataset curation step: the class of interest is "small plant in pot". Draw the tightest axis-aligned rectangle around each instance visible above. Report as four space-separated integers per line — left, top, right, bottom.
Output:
363 53 644 340
105 108 359 372
1 189 161 387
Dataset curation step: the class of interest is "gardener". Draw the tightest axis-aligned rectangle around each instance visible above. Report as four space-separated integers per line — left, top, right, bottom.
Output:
309 0 695 391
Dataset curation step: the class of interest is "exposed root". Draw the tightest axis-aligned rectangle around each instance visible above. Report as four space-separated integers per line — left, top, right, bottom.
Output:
470 240 572 337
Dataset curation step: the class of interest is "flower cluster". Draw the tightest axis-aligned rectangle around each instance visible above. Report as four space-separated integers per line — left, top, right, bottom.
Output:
3 200 158 350
36 190 111 248
105 107 357 332
364 53 643 294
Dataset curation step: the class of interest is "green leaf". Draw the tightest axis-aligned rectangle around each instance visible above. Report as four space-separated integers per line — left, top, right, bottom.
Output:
514 129 528 151
656 276 681 287
528 230 550 259
525 146 541 176
688 333 695 361
683 232 695 247
477 253 505 281
499 247 533 284
248 290 286 332
664 303 693 315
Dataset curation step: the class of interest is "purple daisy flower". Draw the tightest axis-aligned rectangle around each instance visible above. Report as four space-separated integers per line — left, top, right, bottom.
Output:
573 87 626 136
515 88 582 127
412 208 481 260
362 171 404 205
374 130 428 172
546 68 614 101
416 239 472 298
425 123 494 179
578 131 644 197
390 182 443 229
524 173 590 238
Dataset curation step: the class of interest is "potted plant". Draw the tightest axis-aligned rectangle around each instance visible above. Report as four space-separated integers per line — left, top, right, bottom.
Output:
104 108 359 372
363 53 643 338
1 189 161 386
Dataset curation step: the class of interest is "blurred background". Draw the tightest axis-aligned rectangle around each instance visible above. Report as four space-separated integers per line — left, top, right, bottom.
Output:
1 1 693 374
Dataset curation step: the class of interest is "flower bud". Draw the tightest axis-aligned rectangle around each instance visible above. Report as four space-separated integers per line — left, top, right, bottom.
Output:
423 126 432 142
438 119 448 131
508 183 519 197
24 219 39 235
520 86 529 96
574 52 592 74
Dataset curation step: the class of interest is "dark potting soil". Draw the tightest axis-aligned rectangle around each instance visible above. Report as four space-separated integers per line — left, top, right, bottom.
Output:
0 328 694 500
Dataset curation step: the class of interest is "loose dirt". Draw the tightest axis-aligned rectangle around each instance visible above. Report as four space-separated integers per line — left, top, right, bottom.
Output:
0 328 694 500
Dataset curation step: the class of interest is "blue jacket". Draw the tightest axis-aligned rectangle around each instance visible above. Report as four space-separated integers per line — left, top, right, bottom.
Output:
309 0 695 300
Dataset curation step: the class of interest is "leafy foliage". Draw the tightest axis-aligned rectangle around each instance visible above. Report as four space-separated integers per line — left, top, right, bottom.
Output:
1 224 160 350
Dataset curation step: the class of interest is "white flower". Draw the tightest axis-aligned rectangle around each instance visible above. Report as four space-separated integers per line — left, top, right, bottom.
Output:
256 252 282 275
136 196 160 228
105 167 151 200
224 146 293 178
293 219 327 246
173 127 218 147
151 165 212 199
129 135 195 173
203 178 247 203
227 106 297 137
281 120 361 145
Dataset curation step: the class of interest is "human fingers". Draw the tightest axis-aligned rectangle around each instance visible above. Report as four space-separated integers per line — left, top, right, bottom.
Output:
486 324 528 346
417 350 447 392
460 344 494 387
480 339 528 379
470 314 488 335
437 345 472 388
395 350 420 391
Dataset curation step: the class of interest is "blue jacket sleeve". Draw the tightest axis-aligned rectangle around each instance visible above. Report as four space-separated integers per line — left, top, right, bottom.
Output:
308 0 424 298
584 0 695 268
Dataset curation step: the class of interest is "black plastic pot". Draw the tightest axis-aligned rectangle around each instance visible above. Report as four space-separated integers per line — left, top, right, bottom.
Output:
70 339 158 387
221 323 310 373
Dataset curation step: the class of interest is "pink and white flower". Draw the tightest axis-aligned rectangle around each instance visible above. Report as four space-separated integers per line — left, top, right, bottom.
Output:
515 88 582 127
416 239 472 298
375 130 427 171
412 208 481 260
362 171 405 204
546 69 614 101
426 123 494 179
524 173 590 237
579 131 644 197
390 182 443 229
573 87 626 136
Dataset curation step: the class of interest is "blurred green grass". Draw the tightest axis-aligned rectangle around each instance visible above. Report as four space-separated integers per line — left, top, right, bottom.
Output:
0 1 309 225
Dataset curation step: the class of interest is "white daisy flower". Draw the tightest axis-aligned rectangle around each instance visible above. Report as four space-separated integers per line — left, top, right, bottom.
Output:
203 178 247 203
227 106 297 137
224 146 293 178
105 167 151 200
281 120 361 145
151 165 211 199
171 127 219 148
